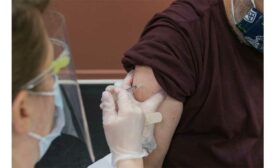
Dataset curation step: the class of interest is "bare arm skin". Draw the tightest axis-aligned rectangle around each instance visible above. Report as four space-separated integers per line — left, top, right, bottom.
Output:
117 158 143 168
133 66 183 168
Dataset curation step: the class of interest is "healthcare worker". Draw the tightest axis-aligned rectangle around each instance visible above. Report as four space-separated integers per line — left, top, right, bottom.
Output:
12 0 164 167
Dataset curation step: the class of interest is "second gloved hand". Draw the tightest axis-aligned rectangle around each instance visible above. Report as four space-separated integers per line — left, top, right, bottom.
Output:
100 87 164 166
114 71 165 153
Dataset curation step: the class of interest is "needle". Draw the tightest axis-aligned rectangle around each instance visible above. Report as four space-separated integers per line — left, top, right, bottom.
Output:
126 85 138 92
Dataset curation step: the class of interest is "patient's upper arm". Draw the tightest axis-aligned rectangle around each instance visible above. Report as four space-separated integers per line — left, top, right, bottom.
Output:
132 65 183 168
132 66 162 101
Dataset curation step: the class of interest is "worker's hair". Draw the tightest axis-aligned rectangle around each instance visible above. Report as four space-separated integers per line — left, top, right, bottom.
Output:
12 0 50 101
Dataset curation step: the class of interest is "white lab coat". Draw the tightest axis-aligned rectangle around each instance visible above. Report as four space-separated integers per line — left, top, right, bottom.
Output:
88 153 113 168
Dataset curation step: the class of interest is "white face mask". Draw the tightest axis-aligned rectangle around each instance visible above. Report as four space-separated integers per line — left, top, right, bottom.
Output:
28 82 65 160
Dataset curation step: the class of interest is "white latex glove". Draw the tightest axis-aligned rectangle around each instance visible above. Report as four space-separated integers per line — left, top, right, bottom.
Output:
114 71 164 153
100 76 165 166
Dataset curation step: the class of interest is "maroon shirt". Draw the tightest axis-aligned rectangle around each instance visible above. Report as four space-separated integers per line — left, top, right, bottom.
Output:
122 0 263 167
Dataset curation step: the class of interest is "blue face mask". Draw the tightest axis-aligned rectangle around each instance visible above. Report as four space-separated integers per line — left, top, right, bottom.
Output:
231 0 263 53
28 78 65 160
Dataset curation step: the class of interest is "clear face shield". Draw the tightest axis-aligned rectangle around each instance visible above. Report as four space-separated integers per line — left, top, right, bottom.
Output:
22 11 95 167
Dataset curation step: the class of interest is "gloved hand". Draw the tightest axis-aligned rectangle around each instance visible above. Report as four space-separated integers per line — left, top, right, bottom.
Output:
110 71 164 153
100 72 165 166
115 71 164 153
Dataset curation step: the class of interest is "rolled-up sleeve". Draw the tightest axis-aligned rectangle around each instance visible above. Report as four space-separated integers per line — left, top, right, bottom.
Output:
122 22 198 102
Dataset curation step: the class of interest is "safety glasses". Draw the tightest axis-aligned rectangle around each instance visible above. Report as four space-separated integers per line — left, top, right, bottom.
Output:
21 38 70 91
